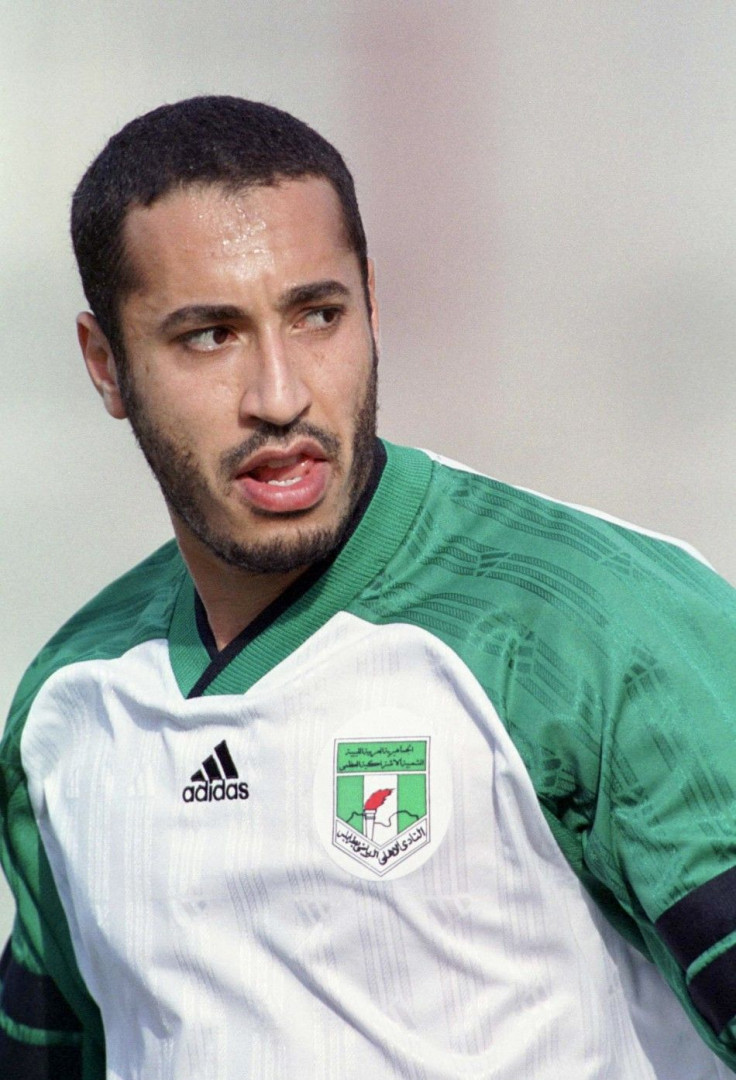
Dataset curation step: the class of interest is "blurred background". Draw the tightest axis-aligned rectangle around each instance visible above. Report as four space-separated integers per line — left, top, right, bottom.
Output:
2 0 735 937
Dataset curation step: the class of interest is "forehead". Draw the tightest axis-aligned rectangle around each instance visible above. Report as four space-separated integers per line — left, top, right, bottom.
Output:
120 177 353 297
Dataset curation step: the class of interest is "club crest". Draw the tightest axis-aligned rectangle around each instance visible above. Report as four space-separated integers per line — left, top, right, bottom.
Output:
332 738 430 876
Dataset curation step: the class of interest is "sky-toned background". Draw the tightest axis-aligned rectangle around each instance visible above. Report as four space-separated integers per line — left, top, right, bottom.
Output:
2 0 735 938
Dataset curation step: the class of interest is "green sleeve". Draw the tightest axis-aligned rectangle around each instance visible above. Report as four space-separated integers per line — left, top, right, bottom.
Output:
585 574 736 1067
509 532 736 1070
0 720 105 1080
0 919 84 1078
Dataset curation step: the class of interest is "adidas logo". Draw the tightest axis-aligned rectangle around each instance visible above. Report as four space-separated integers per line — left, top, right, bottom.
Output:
182 740 250 804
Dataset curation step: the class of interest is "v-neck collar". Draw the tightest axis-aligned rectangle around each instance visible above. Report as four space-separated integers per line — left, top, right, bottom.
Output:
168 441 432 698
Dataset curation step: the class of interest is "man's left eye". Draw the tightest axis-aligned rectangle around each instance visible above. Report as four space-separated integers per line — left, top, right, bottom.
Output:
299 307 341 330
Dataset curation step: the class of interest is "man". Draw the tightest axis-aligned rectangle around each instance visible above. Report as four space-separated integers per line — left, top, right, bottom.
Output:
1 96 736 1080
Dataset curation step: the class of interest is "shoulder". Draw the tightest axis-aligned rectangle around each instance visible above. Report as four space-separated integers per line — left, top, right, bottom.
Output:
409 446 733 623
377 445 736 760
2 540 186 755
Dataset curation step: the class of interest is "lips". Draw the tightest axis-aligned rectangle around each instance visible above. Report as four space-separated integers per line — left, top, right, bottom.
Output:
248 454 313 485
234 441 331 513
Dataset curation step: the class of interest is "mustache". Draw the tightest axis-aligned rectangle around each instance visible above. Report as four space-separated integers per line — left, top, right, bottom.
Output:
220 421 341 476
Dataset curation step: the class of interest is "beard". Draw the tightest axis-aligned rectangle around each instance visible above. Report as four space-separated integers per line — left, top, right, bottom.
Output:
119 346 379 575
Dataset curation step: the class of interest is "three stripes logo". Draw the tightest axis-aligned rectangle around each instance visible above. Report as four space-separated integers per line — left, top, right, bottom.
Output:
182 739 250 804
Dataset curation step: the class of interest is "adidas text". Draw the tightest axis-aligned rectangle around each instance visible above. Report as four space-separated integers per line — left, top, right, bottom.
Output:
182 780 250 804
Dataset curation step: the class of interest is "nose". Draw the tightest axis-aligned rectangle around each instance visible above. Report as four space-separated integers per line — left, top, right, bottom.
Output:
239 326 311 428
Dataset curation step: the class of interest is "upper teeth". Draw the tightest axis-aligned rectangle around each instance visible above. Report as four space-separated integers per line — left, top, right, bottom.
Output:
267 476 301 486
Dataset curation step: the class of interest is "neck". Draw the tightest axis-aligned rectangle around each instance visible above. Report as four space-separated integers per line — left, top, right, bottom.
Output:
174 527 307 651
171 440 385 651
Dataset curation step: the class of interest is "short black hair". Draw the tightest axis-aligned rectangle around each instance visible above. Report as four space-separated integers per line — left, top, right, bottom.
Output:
71 95 368 360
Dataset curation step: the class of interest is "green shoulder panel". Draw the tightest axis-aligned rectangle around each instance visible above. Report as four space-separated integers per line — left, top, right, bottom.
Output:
2 540 184 756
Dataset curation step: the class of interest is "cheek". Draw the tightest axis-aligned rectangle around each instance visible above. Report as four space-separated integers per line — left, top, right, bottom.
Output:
317 351 374 415
318 381 365 436
148 372 236 433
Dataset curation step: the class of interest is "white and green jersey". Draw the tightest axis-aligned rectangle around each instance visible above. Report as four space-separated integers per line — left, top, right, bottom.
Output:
2 441 736 1079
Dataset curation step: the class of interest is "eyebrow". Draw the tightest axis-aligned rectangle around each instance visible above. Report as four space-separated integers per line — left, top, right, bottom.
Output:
158 280 351 337
159 305 244 336
276 279 350 313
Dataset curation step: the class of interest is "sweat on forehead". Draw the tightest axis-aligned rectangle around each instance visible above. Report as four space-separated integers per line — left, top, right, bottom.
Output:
118 178 356 301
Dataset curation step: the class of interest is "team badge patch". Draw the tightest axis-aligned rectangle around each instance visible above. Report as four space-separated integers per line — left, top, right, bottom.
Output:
314 708 451 881
333 739 430 876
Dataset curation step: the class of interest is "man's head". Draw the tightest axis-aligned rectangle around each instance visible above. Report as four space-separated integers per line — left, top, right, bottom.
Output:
71 95 369 365
74 99 379 581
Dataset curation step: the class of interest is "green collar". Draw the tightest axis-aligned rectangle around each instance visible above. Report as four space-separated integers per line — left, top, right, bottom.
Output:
168 442 432 697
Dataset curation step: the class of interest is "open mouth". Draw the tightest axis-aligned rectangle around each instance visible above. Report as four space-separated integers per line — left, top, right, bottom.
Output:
236 445 332 514
248 454 315 487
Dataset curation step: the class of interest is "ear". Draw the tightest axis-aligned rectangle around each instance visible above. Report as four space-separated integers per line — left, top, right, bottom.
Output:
366 258 379 343
77 312 128 419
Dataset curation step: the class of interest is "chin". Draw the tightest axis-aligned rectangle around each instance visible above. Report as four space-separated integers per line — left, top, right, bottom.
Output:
189 503 351 576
